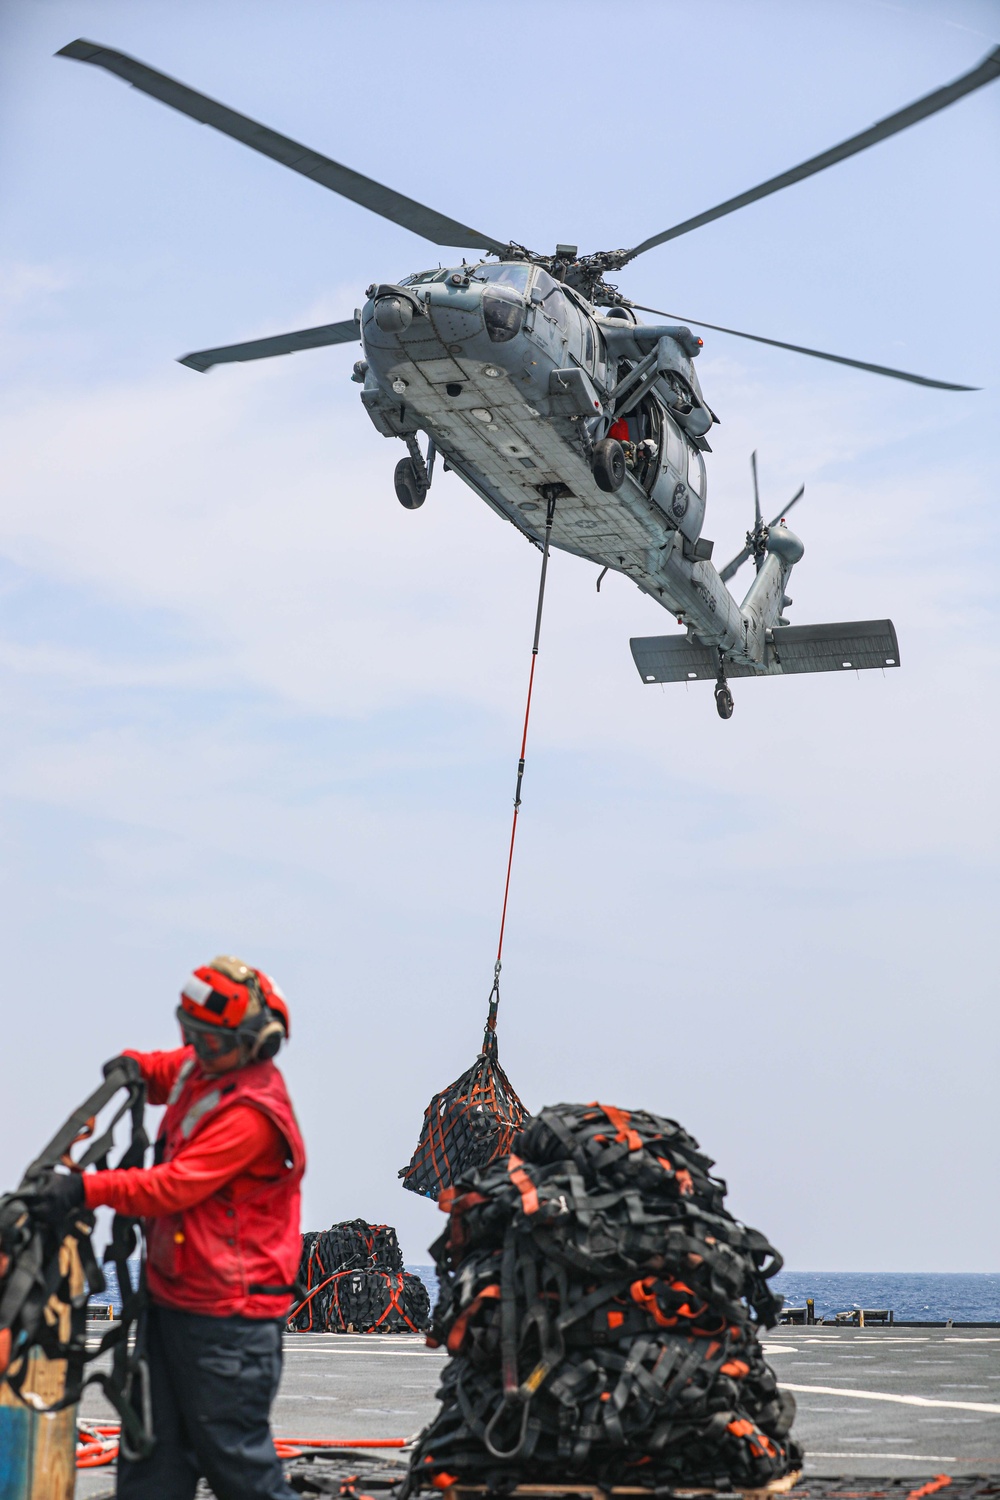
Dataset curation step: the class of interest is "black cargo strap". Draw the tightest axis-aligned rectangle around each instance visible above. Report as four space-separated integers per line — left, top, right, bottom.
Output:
0 1063 155 1459
410 1099 799 1492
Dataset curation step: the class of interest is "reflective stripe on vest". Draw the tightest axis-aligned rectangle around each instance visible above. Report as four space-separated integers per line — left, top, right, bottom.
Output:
180 1086 222 1139
166 1056 196 1107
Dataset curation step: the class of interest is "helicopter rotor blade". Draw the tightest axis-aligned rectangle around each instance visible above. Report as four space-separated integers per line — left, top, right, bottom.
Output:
57 40 507 254
719 483 806 584
619 45 1000 263
751 450 762 530
178 316 361 373
768 483 805 530
630 306 978 390
718 545 753 586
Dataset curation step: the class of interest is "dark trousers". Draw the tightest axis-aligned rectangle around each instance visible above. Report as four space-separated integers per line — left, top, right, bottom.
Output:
117 1303 295 1500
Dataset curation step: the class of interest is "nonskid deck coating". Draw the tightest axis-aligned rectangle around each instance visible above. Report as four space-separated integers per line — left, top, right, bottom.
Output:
75 1326 1000 1498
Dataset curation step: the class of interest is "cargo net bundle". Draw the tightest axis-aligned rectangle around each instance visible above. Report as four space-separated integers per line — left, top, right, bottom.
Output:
288 1218 430 1334
399 1035 529 1201
410 1101 802 1493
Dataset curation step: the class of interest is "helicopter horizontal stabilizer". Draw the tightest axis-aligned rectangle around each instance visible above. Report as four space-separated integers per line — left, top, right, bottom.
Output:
178 317 361 372
631 619 899 683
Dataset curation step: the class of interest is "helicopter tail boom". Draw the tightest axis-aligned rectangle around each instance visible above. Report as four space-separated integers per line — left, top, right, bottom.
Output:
631 619 899 684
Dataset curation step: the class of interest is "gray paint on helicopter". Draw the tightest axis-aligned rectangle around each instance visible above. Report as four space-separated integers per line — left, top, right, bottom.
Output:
57 37 1000 715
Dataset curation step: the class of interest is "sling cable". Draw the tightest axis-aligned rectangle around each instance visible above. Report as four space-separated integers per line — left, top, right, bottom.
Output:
398 496 558 1199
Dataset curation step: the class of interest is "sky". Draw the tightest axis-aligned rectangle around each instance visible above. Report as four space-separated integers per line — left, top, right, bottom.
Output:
1 0 998 1274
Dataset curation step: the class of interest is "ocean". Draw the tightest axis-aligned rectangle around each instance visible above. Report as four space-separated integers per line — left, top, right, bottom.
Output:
404 1269 1000 1324
771 1270 1000 1322
90 1265 1000 1324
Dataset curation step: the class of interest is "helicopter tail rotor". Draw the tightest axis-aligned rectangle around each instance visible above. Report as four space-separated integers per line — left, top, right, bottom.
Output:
750 450 763 568
719 456 804 584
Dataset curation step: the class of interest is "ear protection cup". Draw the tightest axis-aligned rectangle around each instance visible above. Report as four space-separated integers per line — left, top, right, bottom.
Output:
248 1017 285 1061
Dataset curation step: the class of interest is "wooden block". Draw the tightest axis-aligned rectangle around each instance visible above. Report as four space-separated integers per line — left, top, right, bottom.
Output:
0 1350 77 1500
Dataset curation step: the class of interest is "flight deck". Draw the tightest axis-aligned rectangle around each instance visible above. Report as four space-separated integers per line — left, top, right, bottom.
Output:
76 1324 1000 1497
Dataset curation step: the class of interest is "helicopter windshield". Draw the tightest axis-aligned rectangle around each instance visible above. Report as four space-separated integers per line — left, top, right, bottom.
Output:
472 263 532 293
402 269 450 285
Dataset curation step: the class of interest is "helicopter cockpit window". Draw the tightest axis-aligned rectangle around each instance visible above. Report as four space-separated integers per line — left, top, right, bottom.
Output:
402 269 449 285
483 289 524 343
473 263 532 293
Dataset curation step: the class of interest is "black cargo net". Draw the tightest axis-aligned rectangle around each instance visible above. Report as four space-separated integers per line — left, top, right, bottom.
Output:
398 1028 528 1201
288 1219 430 1334
407 1100 801 1492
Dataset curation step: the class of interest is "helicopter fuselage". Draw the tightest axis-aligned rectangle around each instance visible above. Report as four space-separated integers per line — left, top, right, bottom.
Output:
359 262 801 674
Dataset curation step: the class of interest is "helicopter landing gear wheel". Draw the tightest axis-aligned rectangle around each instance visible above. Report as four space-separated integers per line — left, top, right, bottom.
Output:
591 438 626 493
714 682 734 720
394 457 426 510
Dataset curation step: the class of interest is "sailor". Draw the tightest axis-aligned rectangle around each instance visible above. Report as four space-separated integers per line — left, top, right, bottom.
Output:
32 955 305 1500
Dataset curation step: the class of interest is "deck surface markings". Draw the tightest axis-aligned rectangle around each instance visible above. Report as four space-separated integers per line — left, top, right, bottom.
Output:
783 1382 1000 1414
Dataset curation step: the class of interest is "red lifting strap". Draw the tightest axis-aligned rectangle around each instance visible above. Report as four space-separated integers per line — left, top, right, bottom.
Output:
485 493 557 1047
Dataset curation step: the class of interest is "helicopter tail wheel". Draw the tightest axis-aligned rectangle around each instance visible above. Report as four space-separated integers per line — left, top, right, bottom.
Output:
714 682 734 720
591 438 626 493
394 457 426 510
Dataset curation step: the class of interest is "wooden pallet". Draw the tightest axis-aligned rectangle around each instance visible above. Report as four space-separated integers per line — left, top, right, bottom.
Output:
439 1474 803 1500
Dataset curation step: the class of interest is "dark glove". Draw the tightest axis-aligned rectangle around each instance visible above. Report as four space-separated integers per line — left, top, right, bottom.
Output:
103 1054 142 1085
27 1171 86 1227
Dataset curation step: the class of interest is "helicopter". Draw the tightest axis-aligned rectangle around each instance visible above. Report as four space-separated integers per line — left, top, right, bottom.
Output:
59 39 999 718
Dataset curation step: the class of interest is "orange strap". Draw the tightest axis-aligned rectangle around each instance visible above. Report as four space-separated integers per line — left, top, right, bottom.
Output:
446 1284 502 1353
726 1417 777 1458
595 1102 643 1153
368 1273 421 1334
507 1153 540 1214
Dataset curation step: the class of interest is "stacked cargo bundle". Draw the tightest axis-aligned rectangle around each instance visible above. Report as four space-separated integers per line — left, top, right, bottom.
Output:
410 1101 801 1492
328 1267 431 1334
289 1218 430 1333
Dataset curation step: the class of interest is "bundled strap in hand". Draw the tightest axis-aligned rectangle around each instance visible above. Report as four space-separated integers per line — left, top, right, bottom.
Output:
0 1061 155 1459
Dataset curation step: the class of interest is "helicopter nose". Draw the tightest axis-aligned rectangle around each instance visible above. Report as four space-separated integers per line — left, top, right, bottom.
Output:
373 295 413 333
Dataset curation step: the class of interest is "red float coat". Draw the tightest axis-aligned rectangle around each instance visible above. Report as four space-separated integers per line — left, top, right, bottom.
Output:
84 1045 306 1319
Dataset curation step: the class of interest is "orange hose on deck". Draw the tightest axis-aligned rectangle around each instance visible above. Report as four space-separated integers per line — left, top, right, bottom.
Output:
76 1422 407 1469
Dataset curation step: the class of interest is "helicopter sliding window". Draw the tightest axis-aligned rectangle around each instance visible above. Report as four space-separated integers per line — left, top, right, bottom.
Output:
686 446 706 498
530 269 568 331
663 415 684 474
593 329 608 385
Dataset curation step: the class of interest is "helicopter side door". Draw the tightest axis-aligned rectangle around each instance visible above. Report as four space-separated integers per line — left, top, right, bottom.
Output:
646 410 707 540
529 268 591 368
